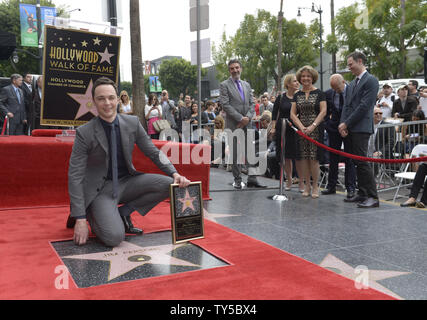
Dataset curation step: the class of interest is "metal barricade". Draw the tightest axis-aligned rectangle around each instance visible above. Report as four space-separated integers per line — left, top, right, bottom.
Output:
190 122 215 143
372 119 427 192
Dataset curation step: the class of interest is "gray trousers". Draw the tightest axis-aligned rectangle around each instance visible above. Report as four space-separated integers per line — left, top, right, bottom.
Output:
87 173 173 247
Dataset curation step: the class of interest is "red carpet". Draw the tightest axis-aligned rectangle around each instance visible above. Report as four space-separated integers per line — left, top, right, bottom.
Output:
0 202 394 300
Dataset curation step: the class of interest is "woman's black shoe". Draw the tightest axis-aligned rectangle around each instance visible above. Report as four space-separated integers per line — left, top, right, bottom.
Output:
400 201 416 207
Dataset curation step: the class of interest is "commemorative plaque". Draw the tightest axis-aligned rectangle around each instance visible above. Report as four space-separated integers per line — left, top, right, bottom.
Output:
170 181 204 244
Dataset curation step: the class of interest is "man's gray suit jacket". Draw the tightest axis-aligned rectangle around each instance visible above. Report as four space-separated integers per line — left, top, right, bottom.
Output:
340 71 379 134
219 77 255 130
0 84 27 125
68 113 177 218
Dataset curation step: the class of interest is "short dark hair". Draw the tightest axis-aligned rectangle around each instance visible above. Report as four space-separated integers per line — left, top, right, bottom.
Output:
347 51 367 65
409 80 419 89
228 59 242 68
205 100 215 108
413 109 425 120
92 77 118 98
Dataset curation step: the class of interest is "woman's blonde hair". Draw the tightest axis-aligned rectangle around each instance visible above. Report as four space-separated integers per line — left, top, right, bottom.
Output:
214 115 225 130
283 73 297 90
296 65 318 84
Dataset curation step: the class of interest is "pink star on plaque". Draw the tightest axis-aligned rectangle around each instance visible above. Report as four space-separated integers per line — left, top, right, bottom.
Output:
67 79 98 120
178 189 197 213
98 47 115 65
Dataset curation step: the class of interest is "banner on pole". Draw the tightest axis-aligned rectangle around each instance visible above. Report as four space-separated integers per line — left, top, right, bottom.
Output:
19 4 56 47
149 76 162 93
40 25 121 127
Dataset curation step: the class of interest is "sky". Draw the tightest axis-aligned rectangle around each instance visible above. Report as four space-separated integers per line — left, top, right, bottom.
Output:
52 0 363 81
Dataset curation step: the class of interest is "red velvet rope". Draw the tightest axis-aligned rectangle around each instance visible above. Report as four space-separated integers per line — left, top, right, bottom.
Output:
1 117 7 135
294 127 427 164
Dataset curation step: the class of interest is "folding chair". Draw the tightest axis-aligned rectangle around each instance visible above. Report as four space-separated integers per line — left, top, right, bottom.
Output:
393 144 427 202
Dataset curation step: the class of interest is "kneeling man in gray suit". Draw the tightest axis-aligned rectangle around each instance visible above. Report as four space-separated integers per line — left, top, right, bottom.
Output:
68 77 190 247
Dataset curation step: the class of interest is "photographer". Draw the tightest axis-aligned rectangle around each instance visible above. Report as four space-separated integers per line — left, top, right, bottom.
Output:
160 90 177 130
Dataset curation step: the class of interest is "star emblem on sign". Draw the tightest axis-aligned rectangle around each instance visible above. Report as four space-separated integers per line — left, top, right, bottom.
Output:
62 241 199 281
93 37 101 45
178 188 197 213
98 47 115 65
67 79 98 120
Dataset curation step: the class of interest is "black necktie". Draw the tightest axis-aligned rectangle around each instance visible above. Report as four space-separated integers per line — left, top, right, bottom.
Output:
339 93 344 109
355 77 360 87
110 123 118 198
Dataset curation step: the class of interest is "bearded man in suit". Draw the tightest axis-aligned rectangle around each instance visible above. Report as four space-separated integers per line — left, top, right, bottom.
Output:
68 77 190 247
0 74 27 135
220 59 266 189
339 52 380 208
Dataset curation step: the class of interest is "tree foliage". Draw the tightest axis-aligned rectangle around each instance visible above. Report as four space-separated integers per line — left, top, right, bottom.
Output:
158 58 206 100
327 0 426 80
212 9 319 95
0 0 66 77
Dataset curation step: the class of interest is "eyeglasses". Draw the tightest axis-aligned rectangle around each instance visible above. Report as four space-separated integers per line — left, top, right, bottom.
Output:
375 112 383 115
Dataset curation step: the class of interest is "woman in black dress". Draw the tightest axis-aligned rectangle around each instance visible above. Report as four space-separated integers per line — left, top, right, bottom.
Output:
271 74 304 192
290 66 327 198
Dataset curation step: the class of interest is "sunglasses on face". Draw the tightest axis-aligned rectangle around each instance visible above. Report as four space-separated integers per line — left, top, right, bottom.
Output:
375 112 383 115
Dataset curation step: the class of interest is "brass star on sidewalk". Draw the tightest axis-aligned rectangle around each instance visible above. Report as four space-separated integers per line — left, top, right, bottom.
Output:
62 241 199 281
319 253 411 300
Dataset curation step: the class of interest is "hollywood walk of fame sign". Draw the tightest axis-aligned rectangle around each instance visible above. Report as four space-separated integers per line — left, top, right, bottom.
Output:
40 25 120 127
170 181 204 244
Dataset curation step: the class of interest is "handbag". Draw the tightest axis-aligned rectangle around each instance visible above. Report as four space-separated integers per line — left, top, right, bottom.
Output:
153 119 171 133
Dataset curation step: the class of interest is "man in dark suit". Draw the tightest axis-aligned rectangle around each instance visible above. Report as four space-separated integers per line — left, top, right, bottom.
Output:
339 52 380 208
0 74 27 135
68 77 190 247
220 59 265 189
20 73 33 134
391 85 418 122
322 74 356 198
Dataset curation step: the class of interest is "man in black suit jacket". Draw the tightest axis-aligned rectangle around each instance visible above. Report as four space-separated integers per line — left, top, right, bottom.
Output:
322 74 356 198
20 73 34 134
0 74 27 135
339 52 380 208
391 85 418 122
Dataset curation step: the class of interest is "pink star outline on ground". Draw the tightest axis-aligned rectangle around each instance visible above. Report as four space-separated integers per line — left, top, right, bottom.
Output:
62 241 199 281
67 79 98 120
319 253 411 300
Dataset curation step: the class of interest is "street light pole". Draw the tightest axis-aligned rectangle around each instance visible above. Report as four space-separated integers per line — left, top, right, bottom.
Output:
277 0 284 94
36 0 43 74
298 2 323 91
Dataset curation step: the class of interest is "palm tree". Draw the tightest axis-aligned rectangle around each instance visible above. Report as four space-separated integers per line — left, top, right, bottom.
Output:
129 0 146 128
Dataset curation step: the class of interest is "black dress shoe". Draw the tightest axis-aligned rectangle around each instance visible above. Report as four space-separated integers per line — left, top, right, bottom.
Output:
347 190 356 199
400 201 416 207
66 215 76 229
357 197 380 208
321 188 336 195
246 181 267 188
344 194 367 203
121 215 143 235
